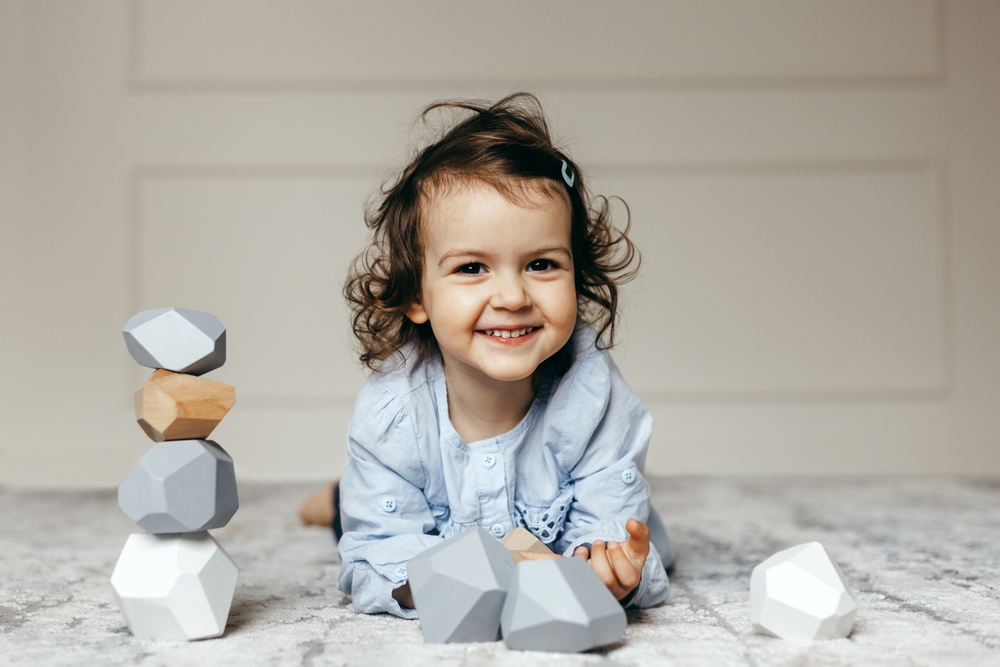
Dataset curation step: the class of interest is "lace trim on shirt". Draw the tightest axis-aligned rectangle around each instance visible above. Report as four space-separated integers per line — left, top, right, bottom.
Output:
513 486 574 544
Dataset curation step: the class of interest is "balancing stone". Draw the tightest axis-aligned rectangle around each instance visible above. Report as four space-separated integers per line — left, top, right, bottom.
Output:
407 527 515 643
501 557 626 652
118 439 239 534
135 369 236 442
111 531 238 641
123 307 226 375
750 541 859 640
500 527 552 554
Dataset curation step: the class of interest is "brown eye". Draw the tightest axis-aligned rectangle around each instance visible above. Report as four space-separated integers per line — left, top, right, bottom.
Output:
527 259 557 272
458 263 485 274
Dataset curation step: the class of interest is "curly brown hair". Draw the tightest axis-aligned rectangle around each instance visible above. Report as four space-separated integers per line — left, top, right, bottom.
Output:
345 92 639 372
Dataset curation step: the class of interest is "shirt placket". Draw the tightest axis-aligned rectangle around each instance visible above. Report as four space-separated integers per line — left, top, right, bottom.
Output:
473 442 510 539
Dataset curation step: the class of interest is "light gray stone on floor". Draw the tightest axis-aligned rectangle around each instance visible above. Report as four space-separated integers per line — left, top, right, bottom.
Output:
408 526 514 644
2 477 1000 666
501 557 626 652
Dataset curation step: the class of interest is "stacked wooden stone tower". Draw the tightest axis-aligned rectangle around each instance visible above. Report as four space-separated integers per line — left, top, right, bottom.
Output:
110 307 240 641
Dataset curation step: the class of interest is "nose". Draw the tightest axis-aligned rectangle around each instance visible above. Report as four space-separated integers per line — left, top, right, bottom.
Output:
490 271 531 311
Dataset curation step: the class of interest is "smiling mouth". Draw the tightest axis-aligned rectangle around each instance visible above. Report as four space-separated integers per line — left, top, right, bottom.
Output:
478 326 537 339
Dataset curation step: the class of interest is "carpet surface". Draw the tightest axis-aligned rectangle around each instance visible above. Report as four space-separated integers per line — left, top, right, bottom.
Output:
2 477 999 666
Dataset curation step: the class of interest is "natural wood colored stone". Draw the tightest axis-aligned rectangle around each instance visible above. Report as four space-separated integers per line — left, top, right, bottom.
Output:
135 369 235 442
500 527 552 554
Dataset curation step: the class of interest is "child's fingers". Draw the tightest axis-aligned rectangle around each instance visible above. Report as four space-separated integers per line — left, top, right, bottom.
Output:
607 541 642 591
573 545 590 559
624 518 651 563
588 540 620 591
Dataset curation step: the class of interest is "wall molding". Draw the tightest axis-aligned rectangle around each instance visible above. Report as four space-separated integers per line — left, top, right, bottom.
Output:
126 0 947 94
129 157 952 406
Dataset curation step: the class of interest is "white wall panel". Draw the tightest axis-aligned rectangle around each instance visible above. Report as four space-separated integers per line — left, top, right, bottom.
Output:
0 0 29 469
133 0 941 86
3 0 999 486
123 90 947 166
208 403 353 480
138 172 373 402
608 163 947 397
0 0 136 488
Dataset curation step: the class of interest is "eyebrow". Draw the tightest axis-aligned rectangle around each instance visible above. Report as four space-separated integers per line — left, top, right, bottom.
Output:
531 246 572 257
437 246 571 268
437 249 486 268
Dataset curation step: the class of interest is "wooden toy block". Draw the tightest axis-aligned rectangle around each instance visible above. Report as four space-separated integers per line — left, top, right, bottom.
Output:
750 541 859 640
501 557 626 652
118 439 239 534
407 527 515 643
135 369 235 442
500 527 552 555
110 531 238 641
123 307 226 375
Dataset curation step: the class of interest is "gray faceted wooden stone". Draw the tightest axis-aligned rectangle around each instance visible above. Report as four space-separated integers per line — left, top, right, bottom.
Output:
501 557 626 652
110 531 238 640
118 440 239 534
750 541 859 640
408 527 515 644
123 307 226 375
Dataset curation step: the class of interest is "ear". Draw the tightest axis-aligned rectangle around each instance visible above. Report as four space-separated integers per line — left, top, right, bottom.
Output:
405 300 429 324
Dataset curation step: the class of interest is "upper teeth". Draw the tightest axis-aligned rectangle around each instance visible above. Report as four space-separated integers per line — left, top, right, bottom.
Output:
485 327 534 338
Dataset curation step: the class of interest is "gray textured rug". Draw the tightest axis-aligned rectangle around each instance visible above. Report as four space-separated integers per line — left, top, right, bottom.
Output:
2 477 999 666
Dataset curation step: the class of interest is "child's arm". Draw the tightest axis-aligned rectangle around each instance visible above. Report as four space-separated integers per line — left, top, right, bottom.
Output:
336 381 442 618
338 457 439 617
547 347 670 608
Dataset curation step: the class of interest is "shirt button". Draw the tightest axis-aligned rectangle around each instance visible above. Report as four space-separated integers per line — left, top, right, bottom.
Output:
381 498 397 513
490 523 506 538
395 566 407 579
482 454 497 468
621 468 637 485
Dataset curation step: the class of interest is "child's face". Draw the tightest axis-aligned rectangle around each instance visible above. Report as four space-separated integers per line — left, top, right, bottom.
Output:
406 180 577 385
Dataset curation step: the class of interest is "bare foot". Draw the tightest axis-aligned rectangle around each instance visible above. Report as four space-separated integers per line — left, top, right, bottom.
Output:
299 484 335 526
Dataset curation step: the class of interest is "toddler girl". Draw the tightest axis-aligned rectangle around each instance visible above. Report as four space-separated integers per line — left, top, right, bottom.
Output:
332 93 671 617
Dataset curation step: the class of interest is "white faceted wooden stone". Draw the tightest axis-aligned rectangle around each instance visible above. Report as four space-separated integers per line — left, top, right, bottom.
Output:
750 541 859 640
110 532 238 641
408 527 515 644
123 307 226 375
118 440 239 534
501 557 626 652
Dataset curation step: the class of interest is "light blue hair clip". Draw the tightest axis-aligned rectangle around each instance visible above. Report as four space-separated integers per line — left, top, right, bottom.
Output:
561 159 575 188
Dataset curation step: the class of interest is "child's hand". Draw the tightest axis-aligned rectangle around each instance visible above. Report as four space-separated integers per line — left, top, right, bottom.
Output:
572 518 649 600
391 582 414 609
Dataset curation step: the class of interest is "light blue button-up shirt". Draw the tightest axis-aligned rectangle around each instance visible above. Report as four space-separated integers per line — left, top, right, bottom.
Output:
337 326 670 618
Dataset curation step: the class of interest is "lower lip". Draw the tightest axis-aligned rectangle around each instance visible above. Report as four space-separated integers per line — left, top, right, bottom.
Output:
476 328 540 346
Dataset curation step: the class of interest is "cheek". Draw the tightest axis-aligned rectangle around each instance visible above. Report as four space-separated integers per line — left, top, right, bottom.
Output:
563 292 579 327
428 284 484 325
546 280 579 325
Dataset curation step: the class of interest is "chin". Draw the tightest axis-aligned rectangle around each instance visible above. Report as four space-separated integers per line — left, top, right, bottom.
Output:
481 365 538 383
